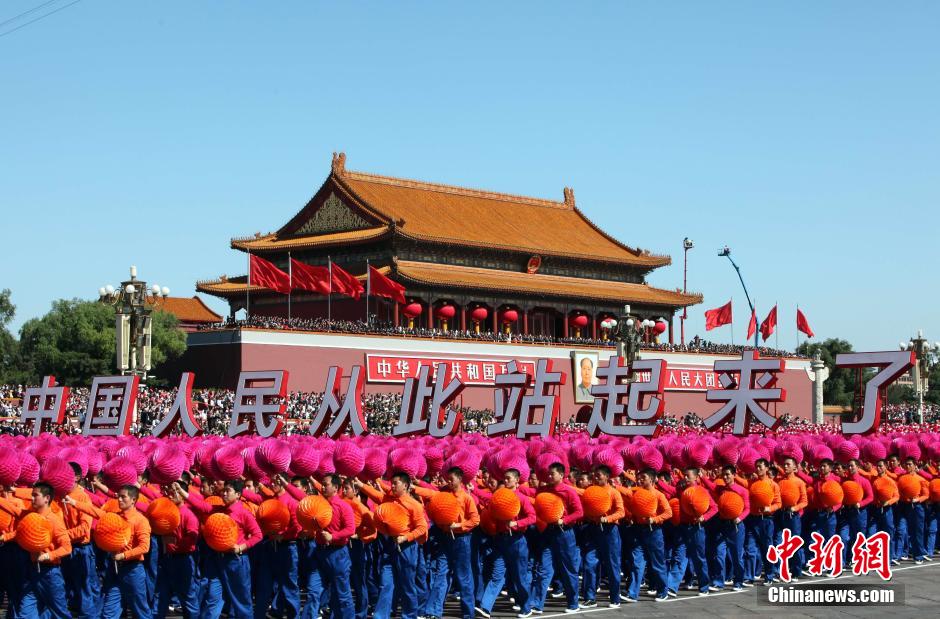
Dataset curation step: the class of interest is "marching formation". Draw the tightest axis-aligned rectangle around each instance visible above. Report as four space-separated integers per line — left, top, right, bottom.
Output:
0 428 939 618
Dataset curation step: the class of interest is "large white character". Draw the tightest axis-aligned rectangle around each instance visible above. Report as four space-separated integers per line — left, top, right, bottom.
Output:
151 372 202 437
310 366 367 438
227 370 289 438
83 376 140 436
704 350 785 435
21 376 70 436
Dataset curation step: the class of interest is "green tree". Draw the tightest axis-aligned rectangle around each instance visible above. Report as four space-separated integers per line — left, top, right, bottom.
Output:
0 289 20 383
797 338 860 406
17 299 186 386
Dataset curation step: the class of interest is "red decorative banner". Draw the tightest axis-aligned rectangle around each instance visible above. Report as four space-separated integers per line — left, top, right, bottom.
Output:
633 367 723 392
366 354 538 385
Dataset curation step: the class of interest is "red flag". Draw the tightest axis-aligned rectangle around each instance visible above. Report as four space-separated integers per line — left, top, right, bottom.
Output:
704 300 733 331
368 265 406 304
249 255 290 294
290 258 331 295
330 263 364 300
760 305 778 342
796 308 814 338
746 308 757 340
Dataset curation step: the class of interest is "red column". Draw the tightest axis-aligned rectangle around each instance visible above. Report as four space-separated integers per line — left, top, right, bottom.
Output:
523 309 529 335
493 307 499 333
460 306 466 332
393 302 399 327
591 313 597 340
669 315 675 345
562 310 569 338
428 300 434 329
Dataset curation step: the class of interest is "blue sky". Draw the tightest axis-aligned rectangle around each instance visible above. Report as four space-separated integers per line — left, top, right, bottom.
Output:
2 1 938 351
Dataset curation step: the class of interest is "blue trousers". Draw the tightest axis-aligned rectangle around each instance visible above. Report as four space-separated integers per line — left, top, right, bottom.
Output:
2 543 29 618
145 535 159 606
898 502 926 560
201 552 252 619
629 525 667 600
669 524 708 593
712 520 745 587
776 511 804 578
545 526 580 610
528 528 553 611
581 523 621 603
299 540 325 619
349 540 370 619
479 531 531 613
374 537 419 619
101 561 151 619
155 553 201 619
869 505 897 560
254 540 300 619
318 545 354 619
925 504 938 556
426 529 474 619
18 563 70 619
839 507 867 564
814 510 836 541
62 543 99 618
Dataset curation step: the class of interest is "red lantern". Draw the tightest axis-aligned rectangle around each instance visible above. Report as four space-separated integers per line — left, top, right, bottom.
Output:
435 305 456 319
501 310 518 324
653 320 667 335
402 303 422 319
569 314 589 328
470 307 488 322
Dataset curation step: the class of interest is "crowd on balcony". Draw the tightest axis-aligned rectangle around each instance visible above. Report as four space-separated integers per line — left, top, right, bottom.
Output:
197 315 808 358
3 383 938 437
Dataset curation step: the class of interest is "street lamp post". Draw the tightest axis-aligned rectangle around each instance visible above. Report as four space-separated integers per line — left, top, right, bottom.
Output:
98 266 169 379
613 304 655 368
681 237 694 346
718 246 758 349
900 330 940 424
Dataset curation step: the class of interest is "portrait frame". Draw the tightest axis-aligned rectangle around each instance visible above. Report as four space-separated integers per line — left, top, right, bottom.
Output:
571 350 600 404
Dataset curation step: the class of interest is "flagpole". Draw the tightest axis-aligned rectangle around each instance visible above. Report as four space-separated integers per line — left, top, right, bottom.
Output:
365 259 370 326
796 304 800 352
246 250 251 319
328 256 332 331
288 252 292 322
775 300 779 351
730 297 734 346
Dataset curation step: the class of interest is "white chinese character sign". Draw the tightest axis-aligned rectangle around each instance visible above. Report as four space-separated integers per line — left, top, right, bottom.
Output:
835 351 915 435
704 350 785 435
587 356 666 437
21 376 70 436
151 372 202 438
227 370 289 438
15 349 916 438
310 366 368 438
82 375 141 436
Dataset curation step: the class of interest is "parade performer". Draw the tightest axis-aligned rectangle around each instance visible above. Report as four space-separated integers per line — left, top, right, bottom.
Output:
626 469 671 603
153 484 201 619
580 464 625 607
65 484 152 619
59 463 98 618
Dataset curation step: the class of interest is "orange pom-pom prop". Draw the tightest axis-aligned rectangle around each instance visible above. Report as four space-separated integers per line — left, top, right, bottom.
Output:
668 498 681 525
257 499 291 535
94 512 132 553
819 480 844 508
717 490 744 520
872 477 896 504
15 512 53 553
297 495 332 531
206 496 224 507
898 474 922 501
534 493 564 524
630 488 658 520
680 486 711 518
479 508 498 536
778 479 801 508
428 492 461 528
204 513 239 552
841 481 863 507
102 498 120 513
489 488 521 521
582 486 613 519
929 478 940 502
375 502 410 537
146 497 181 536
749 480 774 510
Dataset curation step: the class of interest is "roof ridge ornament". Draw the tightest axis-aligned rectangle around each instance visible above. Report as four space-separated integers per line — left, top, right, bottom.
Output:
563 187 575 208
332 151 346 175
